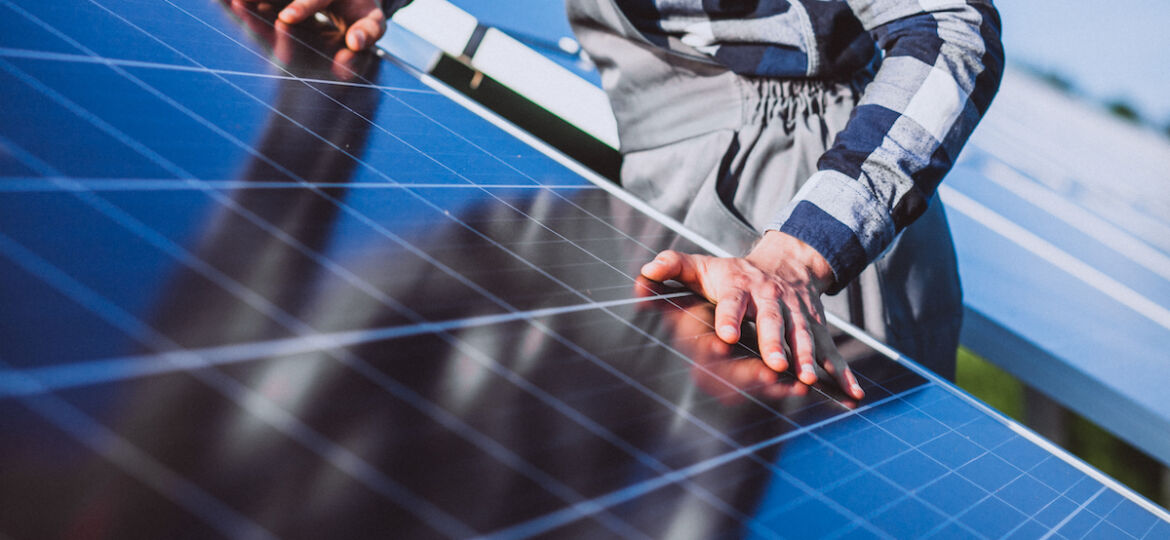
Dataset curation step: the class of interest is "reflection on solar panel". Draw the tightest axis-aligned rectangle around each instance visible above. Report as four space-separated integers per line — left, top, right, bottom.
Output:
1 1 1167 538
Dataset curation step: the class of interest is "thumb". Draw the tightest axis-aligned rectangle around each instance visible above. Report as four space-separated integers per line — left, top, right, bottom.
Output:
640 250 685 282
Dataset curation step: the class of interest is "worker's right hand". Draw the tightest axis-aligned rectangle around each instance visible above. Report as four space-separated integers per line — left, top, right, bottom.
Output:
640 231 865 401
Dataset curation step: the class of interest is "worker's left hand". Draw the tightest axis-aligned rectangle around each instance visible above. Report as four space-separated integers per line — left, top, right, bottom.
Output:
640 230 865 400
275 0 386 51
222 0 381 80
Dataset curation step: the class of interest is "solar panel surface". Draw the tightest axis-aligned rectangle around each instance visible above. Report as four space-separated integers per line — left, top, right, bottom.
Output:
423 0 1170 467
1 1 1168 538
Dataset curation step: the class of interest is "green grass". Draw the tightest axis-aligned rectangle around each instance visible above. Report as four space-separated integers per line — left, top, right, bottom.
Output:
955 347 1024 421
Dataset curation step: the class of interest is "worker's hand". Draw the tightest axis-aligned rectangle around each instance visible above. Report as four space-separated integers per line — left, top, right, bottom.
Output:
275 0 386 51
640 231 864 400
633 280 813 405
222 0 379 80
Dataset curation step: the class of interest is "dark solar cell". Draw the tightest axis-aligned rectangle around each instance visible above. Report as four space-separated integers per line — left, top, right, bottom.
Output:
0 0 1166 538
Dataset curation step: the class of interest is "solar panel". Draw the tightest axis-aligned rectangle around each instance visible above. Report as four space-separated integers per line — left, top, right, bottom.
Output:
1 1 1168 538
413 0 1170 468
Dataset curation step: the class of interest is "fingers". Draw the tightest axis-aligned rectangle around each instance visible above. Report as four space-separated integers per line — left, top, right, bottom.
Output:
640 249 860 401
331 47 358 80
765 379 808 400
812 324 865 400
278 0 332 23
786 315 818 385
272 19 295 65
271 0 384 53
345 8 386 50
713 287 749 344
631 275 661 299
640 250 685 283
754 299 788 372
229 0 276 44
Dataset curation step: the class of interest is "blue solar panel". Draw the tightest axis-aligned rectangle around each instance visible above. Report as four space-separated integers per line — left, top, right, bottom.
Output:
1 1 1168 538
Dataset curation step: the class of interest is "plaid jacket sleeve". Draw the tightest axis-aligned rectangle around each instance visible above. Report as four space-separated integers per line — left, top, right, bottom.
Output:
768 0 1003 294
384 0 414 15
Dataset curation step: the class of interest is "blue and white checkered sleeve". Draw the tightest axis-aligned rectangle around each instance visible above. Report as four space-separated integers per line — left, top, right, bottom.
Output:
767 0 1003 294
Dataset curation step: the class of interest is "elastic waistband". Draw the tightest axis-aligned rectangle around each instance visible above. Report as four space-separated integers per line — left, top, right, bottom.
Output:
569 1 870 152
741 76 866 132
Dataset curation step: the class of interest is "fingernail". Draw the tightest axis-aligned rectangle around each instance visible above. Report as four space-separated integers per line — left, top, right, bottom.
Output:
279 5 300 21
767 352 784 363
799 367 816 385
351 30 367 50
719 325 737 337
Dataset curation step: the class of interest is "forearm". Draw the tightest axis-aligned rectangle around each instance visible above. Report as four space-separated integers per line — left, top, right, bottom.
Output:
769 1 1004 292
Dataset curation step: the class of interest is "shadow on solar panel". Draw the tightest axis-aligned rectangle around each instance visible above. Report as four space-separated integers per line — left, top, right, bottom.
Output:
1 1 1168 539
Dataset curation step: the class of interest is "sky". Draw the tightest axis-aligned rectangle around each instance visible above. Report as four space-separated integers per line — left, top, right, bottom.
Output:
995 0 1170 123
449 0 1170 124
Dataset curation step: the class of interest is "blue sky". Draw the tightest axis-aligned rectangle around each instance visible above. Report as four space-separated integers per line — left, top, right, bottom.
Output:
996 0 1170 122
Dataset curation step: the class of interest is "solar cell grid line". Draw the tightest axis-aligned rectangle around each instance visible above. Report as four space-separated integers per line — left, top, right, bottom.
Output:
489 282 1020 535
478 391 923 540
0 360 277 540
0 229 480 538
0 192 659 535
2 0 1170 535
7 0 673 319
489 378 1109 540
0 179 604 192
2 16 851 488
0 5 851 535
163 0 697 262
2 49 893 535
0 291 693 398
0 122 669 535
702 388 1015 535
390 9 1160 535
5 0 879 452
7 0 686 284
2 13 711 430
884 406 1074 537
0 189 842 540
4 157 926 537
434 0 1170 474
1044 487 1112 540
0 58 1165 535
0 5 626 325
0 46 446 94
89 0 595 194
0 33 683 530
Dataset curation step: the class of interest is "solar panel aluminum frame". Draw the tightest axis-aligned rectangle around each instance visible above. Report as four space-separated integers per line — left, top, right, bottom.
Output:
0 1 1168 537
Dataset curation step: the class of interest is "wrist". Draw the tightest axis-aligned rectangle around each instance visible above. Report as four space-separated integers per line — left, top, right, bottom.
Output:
746 231 835 294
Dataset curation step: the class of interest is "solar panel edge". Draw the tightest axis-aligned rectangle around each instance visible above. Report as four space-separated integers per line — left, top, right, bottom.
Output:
2 0 1167 533
373 34 1170 526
